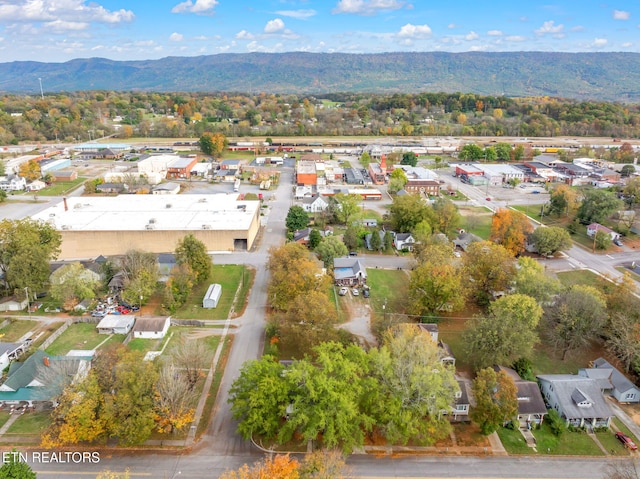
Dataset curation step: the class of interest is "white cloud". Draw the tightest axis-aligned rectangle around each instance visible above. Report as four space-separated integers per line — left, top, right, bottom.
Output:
169 32 184 42
447 23 458 29
534 20 564 36
264 18 285 34
505 35 526 42
613 10 630 20
465 31 479 41
172 0 218 15
235 30 254 40
398 23 431 38
332 0 407 16
622 42 633 47
0 0 134 23
44 20 89 33
470 45 487 51
275 9 317 20
592 38 608 47
487 30 502 36
570 25 584 32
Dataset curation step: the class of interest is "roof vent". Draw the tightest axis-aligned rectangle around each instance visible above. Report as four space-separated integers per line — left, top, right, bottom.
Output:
166 203 172 209
149 218 156 224
198 198 207 203
202 224 211 230
145 224 155 230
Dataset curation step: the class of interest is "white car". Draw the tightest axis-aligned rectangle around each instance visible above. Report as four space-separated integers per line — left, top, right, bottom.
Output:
338 287 348 296
352 288 359 296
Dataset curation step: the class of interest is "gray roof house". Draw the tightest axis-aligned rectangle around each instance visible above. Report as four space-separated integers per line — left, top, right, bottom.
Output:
537 374 614 428
301 195 329 213
96 314 135 335
394 233 416 251
452 377 474 421
453 230 483 251
365 230 386 250
333 258 367 286
495 366 547 425
580 358 640 404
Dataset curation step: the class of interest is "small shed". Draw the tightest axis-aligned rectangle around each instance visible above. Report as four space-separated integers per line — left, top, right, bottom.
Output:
203 284 222 309
132 317 171 339
96 314 135 335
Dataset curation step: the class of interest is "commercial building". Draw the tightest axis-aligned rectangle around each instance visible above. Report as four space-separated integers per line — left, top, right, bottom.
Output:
166 157 197 179
30 194 261 259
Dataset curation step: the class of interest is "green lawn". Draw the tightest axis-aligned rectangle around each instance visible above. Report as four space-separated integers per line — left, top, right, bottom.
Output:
37 178 86 196
458 207 493 240
6 412 51 435
533 422 604 456
172 264 252 320
497 427 532 454
0 320 38 342
0 411 11 429
556 270 613 290
612 418 640 445
45 322 112 356
596 429 630 456
329 286 347 323
365 268 410 315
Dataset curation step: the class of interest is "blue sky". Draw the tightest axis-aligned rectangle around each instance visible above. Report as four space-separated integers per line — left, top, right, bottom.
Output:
0 0 638 62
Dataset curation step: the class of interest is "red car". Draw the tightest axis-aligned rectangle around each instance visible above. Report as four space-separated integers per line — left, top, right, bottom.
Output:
615 432 638 450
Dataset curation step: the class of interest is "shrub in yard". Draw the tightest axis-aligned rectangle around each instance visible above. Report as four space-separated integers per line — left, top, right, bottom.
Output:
546 409 567 436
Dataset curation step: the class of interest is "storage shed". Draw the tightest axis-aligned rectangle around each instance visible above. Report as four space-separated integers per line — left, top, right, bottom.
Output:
203 284 222 309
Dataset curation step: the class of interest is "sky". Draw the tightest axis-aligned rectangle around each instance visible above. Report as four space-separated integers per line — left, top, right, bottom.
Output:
0 0 639 63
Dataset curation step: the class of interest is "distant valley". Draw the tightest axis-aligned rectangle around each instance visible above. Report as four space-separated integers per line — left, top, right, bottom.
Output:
1 52 640 102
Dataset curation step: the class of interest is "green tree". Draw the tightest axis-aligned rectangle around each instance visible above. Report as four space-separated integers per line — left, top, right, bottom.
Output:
0 190 6 203
594 230 612 250
49 262 99 310
471 368 518 435
360 151 371 167
316 235 348 267
388 177 406 194
308 229 322 249
285 205 309 232
495 143 512 161
576 189 623 225
119 250 158 306
342 226 359 251
431 197 461 236
400 152 417 167
175 233 211 283
333 193 361 225
548 184 578 216
383 230 394 252
370 228 382 252
543 285 607 360
513 256 561 304
368 324 459 446
530 226 572 256
463 241 516 305
0 451 36 479
622 177 640 208
484 147 497 162
390 168 408 184
389 194 434 233
621 164 636 177
162 263 194 314
0 218 62 295
458 144 484 160
464 294 542 368
513 145 525 161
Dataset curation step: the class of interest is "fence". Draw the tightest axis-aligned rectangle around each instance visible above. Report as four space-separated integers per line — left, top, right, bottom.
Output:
38 320 72 351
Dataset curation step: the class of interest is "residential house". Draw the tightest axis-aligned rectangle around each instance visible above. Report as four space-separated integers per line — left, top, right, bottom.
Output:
219 159 241 171
25 180 46 192
73 298 93 313
301 195 329 213
0 175 26 192
52 170 78 182
96 182 125 194
0 342 29 371
586 223 620 241
365 230 387 250
360 219 378 227
293 227 332 246
580 358 640 404
494 366 547 426
132 317 171 339
537 374 614 428
96 314 135 335
157 253 177 280
0 350 92 408
417 324 455 366
453 230 483 251
0 296 28 312
152 182 181 195
49 262 100 287
333 258 367 286
394 233 416 251
452 377 474 420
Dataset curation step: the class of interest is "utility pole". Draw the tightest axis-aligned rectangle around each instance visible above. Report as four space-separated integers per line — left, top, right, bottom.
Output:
24 287 31 319
38 78 44 100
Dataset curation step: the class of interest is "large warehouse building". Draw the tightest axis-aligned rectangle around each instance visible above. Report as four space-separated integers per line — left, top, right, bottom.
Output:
31 194 261 260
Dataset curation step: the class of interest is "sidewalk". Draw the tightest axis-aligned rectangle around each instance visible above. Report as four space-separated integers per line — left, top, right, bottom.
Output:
607 397 640 439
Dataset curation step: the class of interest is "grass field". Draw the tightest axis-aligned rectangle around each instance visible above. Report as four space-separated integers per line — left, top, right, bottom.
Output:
458 206 493 239
6 412 51 436
556 270 613 290
0 320 38 342
45 322 115 356
172 264 254 320
37 178 86 196
533 422 604 456
596 428 630 456
366 268 410 315
497 427 532 454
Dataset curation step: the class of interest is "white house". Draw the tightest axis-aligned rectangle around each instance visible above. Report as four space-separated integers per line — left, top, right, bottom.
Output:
203 284 222 309
132 317 171 339
26 180 46 192
580 358 640 404
586 223 620 241
0 296 28 312
0 175 26 192
394 233 416 251
301 195 329 213
96 314 135 335
0 343 27 371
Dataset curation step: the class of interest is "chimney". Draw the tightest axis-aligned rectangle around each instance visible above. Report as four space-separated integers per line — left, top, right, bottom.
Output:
63 197 68 212
43 356 50 367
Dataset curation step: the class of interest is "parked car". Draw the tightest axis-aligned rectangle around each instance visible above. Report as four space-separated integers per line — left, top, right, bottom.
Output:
614 238 624 247
352 288 359 296
338 287 348 296
485 197 491 201
616 432 637 450
349 251 358 257
363 289 370 298
91 311 106 318
532 190 541 194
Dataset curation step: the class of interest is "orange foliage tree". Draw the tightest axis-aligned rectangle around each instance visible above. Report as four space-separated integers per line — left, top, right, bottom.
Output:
489 208 533 256
219 454 300 479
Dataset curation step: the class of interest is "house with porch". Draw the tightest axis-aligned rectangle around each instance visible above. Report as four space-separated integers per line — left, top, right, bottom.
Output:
451 377 474 421
494 366 547 426
333 258 367 286
394 233 416 251
537 374 614 428
586 223 620 242
96 314 135 335
579 358 640 404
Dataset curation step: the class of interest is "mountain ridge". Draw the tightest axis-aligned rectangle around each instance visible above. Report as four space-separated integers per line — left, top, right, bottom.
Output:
1 51 639 101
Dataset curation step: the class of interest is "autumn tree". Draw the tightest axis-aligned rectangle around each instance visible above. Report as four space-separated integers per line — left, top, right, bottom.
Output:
119 249 159 305
547 185 578 217
464 294 542 368
470 368 518 435
316 235 348 267
431 197 461 236
166 337 210 388
367 324 459 445
175 233 211 283
543 285 608 360
389 194 434 233
489 208 533 256
285 205 309 232
409 244 465 315
576 189 623 225
0 218 61 295
18 159 41 181
623 178 640 207
463 241 516 305
605 275 640 373
49 262 99 310
154 363 197 434
219 454 300 479
199 131 227 157
513 256 561 304
529 226 572 256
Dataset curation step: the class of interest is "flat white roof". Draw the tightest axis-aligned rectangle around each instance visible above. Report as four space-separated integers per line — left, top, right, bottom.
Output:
474 163 524 175
31 194 260 232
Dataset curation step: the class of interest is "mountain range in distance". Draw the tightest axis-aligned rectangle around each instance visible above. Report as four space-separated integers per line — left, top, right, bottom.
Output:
1 51 639 102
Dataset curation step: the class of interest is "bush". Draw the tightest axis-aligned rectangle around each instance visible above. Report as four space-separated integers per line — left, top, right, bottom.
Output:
512 358 535 381
546 409 567 436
